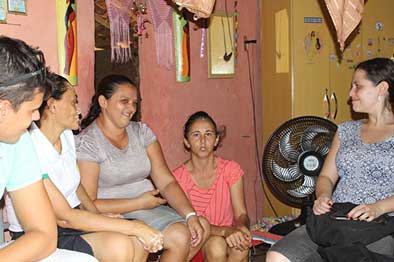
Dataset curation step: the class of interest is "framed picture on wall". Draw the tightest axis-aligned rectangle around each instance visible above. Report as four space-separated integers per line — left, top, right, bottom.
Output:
0 0 7 23
7 0 26 14
208 12 235 78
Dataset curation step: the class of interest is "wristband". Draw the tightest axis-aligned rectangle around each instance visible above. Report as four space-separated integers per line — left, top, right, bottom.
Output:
185 212 197 221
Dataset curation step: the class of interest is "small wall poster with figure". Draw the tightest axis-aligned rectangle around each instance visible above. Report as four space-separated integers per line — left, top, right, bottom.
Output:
56 0 78 86
7 0 25 14
208 12 235 78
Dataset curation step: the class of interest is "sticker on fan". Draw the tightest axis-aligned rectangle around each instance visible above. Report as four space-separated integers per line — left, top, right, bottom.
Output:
303 155 319 171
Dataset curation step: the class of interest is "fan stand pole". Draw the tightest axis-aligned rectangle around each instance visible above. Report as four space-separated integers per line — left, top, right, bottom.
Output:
268 199 313 236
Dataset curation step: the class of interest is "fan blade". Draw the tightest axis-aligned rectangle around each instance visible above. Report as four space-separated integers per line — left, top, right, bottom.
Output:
279 129 299 162
301 126 331 151
316 144 330 156
271 161 301 182
287 175 316 198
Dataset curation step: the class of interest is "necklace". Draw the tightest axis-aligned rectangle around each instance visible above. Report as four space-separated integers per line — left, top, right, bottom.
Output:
222 0 233 62
221 17 232 62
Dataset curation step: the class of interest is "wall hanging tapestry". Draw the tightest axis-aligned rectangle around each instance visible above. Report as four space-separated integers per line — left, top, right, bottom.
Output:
56 0 78 85
147 0 174 69
105 0 133 63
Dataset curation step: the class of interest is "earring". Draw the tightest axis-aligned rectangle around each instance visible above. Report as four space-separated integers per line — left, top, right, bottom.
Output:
0 105 5 117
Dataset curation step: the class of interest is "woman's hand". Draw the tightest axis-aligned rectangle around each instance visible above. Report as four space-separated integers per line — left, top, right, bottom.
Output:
224 226 251 251
137 189 167 210
313 195 333 215
186 215 204 247
133 221 164 253
347 203 384 222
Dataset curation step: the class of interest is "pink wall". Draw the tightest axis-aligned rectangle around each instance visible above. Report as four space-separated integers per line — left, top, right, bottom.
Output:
1 0 263 223
0 0 94 115
140 1 263 223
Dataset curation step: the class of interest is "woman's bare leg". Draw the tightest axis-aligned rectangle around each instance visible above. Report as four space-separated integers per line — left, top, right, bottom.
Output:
160 222 191 262
128 236 149 262
202 236 227 262
81 232 134 262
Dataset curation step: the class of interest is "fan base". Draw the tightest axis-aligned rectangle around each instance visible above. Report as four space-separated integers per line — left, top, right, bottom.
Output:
268 219 303 236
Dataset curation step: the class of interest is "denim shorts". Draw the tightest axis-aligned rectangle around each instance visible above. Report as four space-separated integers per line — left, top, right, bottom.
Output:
269 225 394 262
123 205 185 231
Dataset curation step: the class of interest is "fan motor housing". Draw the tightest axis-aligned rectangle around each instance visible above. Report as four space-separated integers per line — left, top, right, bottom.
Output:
298 151 323 176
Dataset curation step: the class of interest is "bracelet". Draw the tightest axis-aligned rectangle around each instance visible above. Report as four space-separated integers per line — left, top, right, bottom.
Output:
185 212 197 221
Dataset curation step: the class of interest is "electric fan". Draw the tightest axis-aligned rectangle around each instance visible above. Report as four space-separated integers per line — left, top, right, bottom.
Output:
262 116 337 236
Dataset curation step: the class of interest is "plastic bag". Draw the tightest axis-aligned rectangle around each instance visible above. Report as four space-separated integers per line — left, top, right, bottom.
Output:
172 0 216 20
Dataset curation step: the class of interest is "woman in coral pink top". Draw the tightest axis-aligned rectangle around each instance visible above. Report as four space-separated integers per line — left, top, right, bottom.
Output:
173 111 251 262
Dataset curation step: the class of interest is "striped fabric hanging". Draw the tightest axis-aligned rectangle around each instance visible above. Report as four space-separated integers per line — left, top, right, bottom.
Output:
323 0 365 51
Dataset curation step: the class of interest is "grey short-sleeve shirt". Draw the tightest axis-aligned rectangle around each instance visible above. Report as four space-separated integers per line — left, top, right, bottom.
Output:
76 121 157 199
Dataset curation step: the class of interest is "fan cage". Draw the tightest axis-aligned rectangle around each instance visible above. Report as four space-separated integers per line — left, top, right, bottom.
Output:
262 116 337 208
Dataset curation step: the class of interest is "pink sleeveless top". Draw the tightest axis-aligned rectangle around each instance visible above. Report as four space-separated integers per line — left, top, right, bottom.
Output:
173 157 244 226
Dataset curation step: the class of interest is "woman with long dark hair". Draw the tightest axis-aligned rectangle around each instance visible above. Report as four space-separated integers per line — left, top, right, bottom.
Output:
267 58 394 261
76 74 209 261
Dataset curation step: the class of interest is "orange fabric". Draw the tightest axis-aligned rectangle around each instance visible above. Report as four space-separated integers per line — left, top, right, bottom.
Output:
323 0 364 51
173 157 244 226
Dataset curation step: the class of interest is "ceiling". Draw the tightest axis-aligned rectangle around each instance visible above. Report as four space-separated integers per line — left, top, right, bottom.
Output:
94 0 138 49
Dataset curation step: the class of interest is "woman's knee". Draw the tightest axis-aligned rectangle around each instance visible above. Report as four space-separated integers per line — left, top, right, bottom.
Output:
266 251 290 262
163 222 191 249
83 232 134 261
129 236 149 262
203 236 227 259
228 246 249 262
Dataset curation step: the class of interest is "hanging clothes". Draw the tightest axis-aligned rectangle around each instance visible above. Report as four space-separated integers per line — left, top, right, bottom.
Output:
323 0 365 51
147 0 174 69
105 0 133 63
172 0 216 20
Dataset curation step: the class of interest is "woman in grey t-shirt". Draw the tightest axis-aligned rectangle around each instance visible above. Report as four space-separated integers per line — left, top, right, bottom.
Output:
76 75 209 261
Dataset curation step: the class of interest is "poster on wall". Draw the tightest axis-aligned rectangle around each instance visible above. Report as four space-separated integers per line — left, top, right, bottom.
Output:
7 0 26 14
0 0 7 22
208 12 235 78
56 0 78 85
